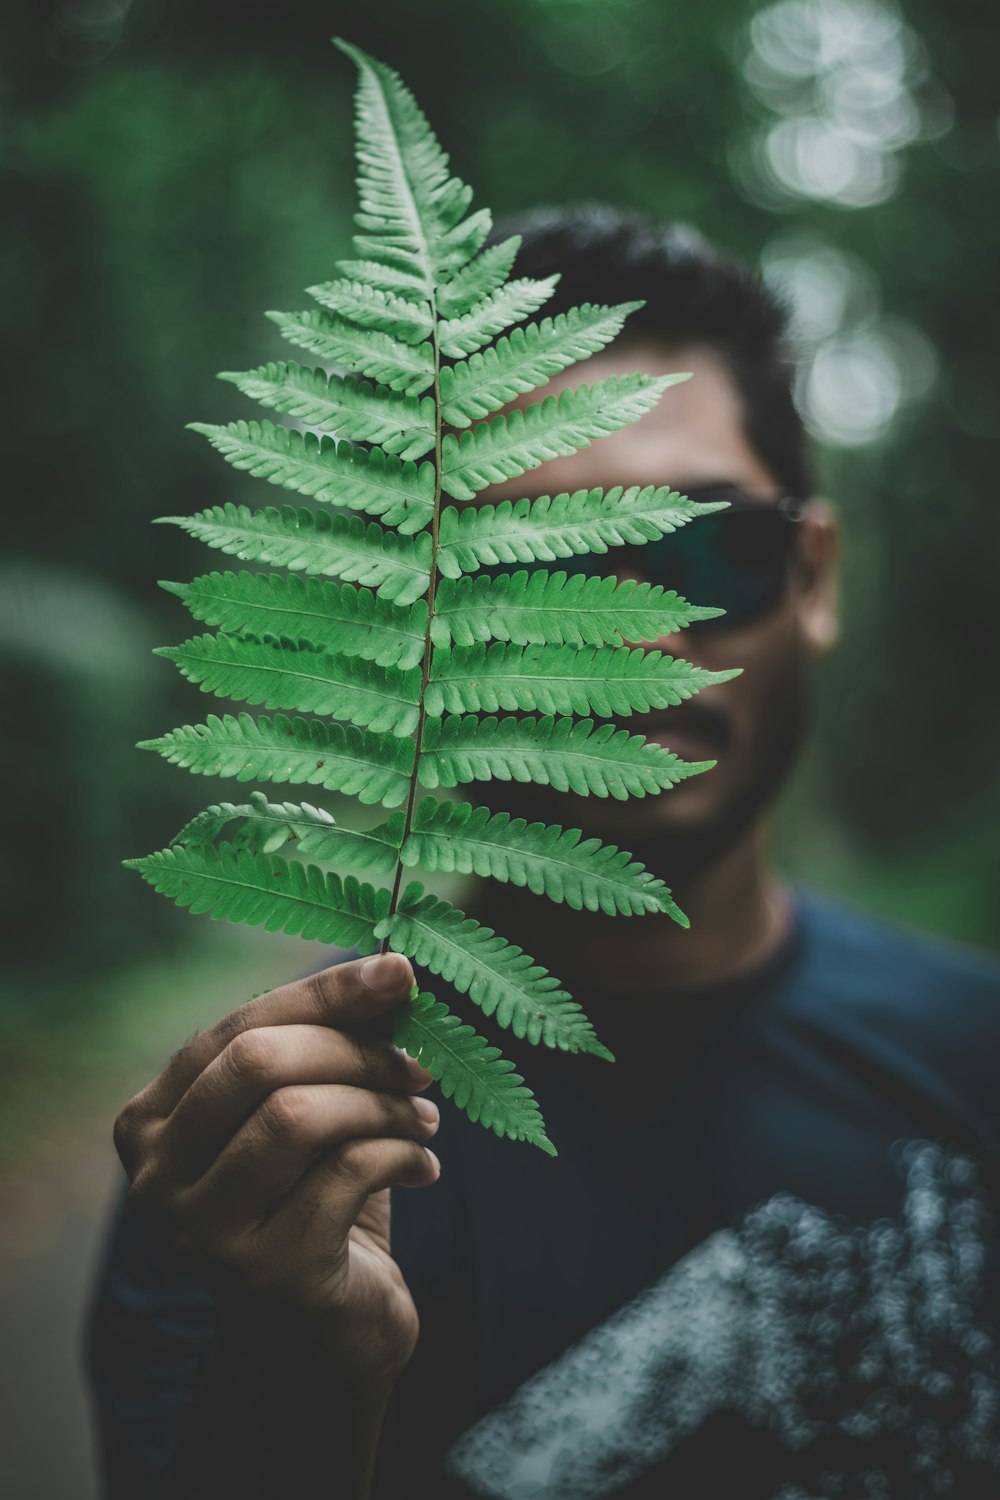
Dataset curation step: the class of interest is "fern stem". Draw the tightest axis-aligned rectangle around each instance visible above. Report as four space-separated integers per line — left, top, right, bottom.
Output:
381 300 443 951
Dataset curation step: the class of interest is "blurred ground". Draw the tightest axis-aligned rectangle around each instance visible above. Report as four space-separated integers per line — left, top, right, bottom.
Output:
0 927 304 1499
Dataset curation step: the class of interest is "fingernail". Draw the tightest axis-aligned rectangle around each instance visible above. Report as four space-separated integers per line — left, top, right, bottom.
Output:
412 1097 439 1127
425 1149 441 1177
359 954 409 993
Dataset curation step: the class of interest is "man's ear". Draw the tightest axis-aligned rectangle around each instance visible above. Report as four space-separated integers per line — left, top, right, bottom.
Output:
794 499 839 656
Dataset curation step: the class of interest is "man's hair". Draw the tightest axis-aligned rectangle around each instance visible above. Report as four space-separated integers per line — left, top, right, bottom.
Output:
490 205 811 498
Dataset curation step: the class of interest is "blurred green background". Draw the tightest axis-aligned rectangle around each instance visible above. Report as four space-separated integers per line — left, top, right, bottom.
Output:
3 0 999 1146
1 2 998 1489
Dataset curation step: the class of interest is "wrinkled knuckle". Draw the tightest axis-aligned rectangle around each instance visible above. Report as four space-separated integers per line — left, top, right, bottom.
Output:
374 1091 403 1132
333 1137 377 1185
213 1008 247 1051
113 1100 141 1161
304 967 340 1017
351 1039 383 1085
259 1085 312 1141
225 1028 278 1088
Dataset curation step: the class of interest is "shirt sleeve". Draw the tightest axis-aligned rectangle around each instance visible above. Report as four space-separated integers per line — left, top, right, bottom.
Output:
85 1182 220 1497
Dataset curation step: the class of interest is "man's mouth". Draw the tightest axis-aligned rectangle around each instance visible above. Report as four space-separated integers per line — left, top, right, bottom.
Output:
626 703 732 762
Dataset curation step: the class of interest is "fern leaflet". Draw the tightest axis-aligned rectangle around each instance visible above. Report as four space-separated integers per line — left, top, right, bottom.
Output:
187 421 435 533
376 885 612 1058
393 992 556 1155
266 310 435 396
436 486 725 574
158 506 432 604
432 572 722 648
440 301 645 425
418 715 711 806
401 797 678 919
140 713 412 806
435 235 522 319
218 363 435 459
157 634 421 735
163 573 428 669
125 844 387 949
175 791 404 877
440 375 679 501
437 276 560 358
425 643 738 718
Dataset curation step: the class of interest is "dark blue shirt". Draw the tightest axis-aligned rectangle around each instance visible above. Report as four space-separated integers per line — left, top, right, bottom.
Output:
87 890 1000 1497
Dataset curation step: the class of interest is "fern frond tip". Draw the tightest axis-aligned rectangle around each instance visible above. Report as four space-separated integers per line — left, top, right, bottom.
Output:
680 758 717 776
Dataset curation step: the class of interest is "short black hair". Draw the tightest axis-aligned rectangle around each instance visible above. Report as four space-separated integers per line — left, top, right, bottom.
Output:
489 204 811 498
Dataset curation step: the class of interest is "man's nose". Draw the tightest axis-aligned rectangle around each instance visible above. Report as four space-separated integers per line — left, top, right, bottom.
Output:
614 562 699 662
651 628 689 658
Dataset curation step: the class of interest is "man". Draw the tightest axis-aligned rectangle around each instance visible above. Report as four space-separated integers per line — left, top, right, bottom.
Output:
89 208 1000 1498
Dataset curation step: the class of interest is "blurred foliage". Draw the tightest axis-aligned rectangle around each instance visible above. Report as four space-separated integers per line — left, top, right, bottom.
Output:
2 0 998 1043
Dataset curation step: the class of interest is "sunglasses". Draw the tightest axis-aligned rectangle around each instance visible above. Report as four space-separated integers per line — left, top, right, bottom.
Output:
503 486 806 633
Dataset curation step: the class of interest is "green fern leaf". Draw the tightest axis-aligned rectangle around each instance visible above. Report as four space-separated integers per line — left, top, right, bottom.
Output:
186 421 434 533
377 885 612 1058
156 634 421 736
158 506 431 604
162 573 427 670
218 362 435 460
435 235 522 320
440 302 645 425
174 791 403 876
419 715 710 804
330 257 430 299
393 990 556 1154
426 643 739 718
437 485 725 575
402 797 679 919
125 842 387 949
440 374 684 500
432 572 723 649
334 38 488 291
173 791 334 854
305 280 433 343
265 310 434 396
140 713 412 806
128 41 744 1156
437 276 559 359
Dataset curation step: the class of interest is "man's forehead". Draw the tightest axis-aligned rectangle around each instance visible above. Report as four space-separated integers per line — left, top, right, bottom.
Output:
468 338 780 506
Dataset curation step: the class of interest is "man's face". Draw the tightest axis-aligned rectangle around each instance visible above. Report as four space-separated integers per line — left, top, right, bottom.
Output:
473 339 839 866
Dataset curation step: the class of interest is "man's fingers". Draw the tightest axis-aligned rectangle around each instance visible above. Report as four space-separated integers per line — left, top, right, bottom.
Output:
158 1026 431 1182
126 953 421 1125
261 1135 441 1262
175 1084 440 1234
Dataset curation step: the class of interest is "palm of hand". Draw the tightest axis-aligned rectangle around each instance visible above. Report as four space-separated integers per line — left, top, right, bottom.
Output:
315 1189 419 1380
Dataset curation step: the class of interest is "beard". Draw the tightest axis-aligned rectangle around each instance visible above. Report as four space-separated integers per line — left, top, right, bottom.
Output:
477 639 811 885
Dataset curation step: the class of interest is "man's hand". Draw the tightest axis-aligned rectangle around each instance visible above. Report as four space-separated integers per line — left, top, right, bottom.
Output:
113 952 439 1395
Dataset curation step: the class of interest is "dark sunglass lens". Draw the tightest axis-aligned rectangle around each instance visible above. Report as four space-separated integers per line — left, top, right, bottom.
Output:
638 511 792 629
473 505 796 630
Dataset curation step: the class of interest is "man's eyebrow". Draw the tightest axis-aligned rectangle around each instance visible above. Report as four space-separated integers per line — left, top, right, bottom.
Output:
670 477 743 492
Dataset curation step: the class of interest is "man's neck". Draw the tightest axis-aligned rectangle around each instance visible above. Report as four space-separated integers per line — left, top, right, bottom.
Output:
462 819 793 1000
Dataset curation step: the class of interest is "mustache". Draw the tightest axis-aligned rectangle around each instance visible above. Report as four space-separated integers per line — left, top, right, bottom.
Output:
628 700 733 751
